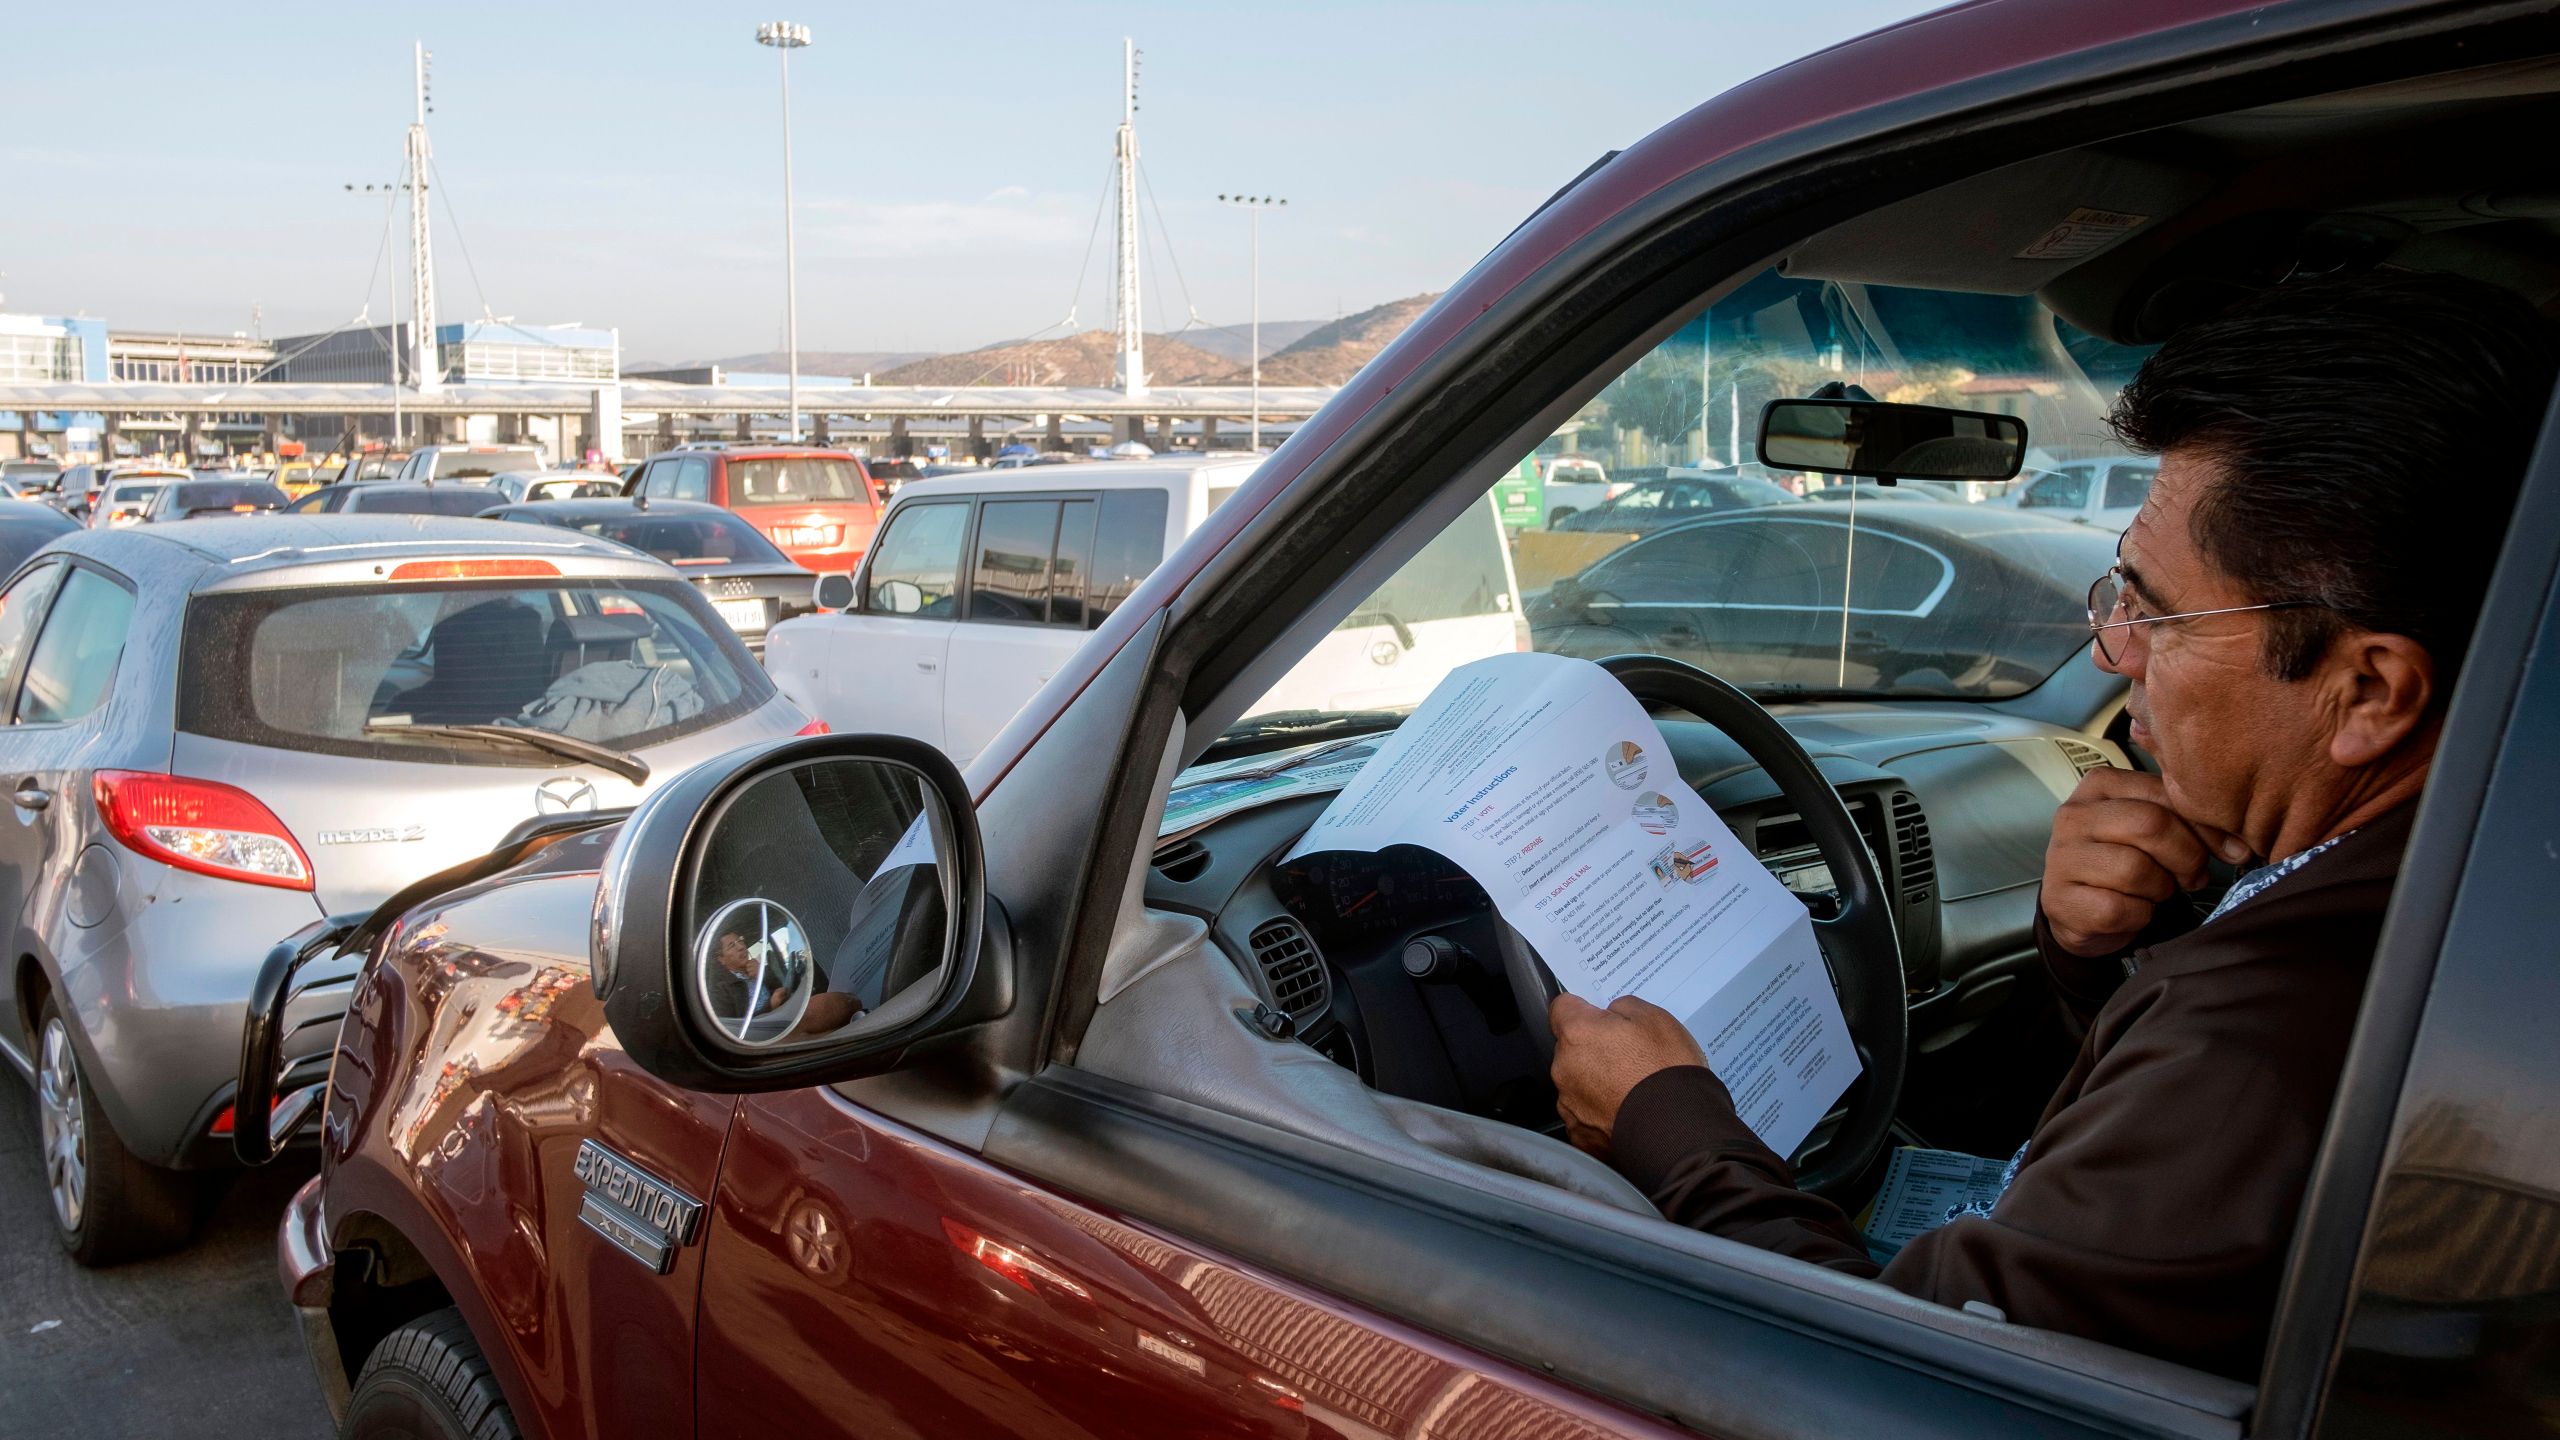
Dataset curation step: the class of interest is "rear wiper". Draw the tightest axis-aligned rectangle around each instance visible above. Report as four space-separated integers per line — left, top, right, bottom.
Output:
362 721 651 784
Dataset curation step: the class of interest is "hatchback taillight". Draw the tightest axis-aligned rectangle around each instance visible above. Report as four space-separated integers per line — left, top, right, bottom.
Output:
93 770 314 891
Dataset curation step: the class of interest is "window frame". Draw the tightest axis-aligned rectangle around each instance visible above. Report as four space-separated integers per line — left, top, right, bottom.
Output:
11 558 139 728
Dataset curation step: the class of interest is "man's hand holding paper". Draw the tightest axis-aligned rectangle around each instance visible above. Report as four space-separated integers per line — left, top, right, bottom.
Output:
1284 652 1859 1158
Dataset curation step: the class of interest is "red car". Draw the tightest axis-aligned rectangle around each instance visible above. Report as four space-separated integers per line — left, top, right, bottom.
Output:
626 443 883 573
245 3 2560 1437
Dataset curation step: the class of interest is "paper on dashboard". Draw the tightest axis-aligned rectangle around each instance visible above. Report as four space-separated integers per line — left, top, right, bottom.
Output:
1283 652 1858 1157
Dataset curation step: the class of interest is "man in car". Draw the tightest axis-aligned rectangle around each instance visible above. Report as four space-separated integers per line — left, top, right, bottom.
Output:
1546 270 2558 1378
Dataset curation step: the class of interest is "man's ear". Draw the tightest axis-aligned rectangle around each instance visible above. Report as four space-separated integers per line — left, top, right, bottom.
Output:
2327 631 2436 768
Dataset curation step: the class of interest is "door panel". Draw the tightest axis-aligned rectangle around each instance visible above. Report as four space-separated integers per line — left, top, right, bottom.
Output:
697 1085 1684 1439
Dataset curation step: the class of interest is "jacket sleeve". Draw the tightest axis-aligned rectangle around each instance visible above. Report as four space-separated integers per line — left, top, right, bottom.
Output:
1611 1066 1880 1277
2034 890 2197 1030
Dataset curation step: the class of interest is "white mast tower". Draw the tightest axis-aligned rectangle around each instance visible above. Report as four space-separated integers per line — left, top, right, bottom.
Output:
407 42 441 396
1112 38 1147 399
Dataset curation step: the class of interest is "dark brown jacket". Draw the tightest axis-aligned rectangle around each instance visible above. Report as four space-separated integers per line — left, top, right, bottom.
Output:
1611 803 2415 1378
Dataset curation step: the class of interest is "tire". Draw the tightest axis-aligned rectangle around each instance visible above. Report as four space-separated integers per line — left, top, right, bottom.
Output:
33 996 200 1266
344 1308 520 1440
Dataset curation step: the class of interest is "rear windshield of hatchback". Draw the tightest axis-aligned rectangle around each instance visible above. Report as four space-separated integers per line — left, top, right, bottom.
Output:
177 577 775 766
728 457 870 506
163 481 287 515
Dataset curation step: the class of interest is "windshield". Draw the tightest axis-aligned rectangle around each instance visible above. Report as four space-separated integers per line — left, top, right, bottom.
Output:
432 447 543 479
178 577 772 765
729 457 869 506
161 482 286 515
1228 268 2148 736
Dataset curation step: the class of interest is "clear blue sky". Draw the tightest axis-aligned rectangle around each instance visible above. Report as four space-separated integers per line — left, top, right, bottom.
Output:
3 1 1937 361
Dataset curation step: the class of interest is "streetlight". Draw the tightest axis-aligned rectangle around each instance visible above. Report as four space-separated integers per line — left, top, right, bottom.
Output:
756 20 813 443
1217 194 1286 451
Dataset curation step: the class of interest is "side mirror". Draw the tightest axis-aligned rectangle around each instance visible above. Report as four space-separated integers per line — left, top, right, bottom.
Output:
595 734 994 1091
813 572 857 611
1759 398 2025 482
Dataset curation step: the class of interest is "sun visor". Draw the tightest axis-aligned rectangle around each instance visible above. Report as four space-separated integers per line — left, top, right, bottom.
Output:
1779 150 2215 296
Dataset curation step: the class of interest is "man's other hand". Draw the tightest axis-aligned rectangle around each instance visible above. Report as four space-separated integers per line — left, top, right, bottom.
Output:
1549 994 1709 1158
2042 766 2249 957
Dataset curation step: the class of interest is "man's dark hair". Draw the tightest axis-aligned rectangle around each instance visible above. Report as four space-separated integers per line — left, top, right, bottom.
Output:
2108 269 2558 684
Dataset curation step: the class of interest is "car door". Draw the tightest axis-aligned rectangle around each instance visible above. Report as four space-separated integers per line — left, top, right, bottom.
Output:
819 499 968 746
940 497 1096 766
0 559 66 1051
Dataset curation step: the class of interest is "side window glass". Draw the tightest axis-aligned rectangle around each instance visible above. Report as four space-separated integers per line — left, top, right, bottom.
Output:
1589 526 1746 603
969 500 1062 624
1049 500 1096 629
18 567 136 725
1845 533 1950 613
2102 463 2155 510
0 564 63 707
1085 489 1169 629
861 503 968 617
635 462 665 497
674 458 712 503
1609 485 1664 511
2022 469 2091 509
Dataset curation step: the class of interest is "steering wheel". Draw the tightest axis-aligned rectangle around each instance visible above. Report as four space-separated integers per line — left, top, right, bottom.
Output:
1495 653 1908 1201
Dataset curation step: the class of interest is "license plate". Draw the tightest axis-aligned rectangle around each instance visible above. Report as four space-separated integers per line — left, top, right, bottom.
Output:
713 597 771 632
773 524 840 548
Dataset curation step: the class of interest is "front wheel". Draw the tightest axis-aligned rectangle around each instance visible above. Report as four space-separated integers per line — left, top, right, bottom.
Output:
343 1308 520 1440
34 997 202 1266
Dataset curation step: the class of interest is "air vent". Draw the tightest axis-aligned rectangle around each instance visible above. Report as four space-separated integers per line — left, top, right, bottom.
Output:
1248 918 1330 1022
2055 738 2113 777
1151 835 1211 883
1889 791 1936 904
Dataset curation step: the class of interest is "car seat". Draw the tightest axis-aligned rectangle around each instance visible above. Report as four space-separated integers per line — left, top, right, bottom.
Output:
395 599 554 723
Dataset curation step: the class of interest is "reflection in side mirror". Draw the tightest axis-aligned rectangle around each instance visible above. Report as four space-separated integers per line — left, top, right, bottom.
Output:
1759 399 2026 481
595 735 986 1091
685 758 952 1053
813 572 857 612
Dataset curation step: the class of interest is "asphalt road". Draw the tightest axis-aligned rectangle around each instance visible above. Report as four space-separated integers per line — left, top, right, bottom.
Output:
0 1078 333 1439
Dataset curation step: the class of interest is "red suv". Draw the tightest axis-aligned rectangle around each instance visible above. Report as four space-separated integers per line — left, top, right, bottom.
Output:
626 443 882 573
243 4 2560 1438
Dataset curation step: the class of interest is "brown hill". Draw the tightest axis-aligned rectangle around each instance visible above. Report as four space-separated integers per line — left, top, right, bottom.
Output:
1248 294 1439 386
878 329 1241 388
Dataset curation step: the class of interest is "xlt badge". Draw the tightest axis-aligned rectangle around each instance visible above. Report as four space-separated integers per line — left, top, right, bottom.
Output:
572 1139 703 1274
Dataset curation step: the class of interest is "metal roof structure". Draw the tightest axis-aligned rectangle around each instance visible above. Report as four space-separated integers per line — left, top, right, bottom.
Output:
0 380 1340 418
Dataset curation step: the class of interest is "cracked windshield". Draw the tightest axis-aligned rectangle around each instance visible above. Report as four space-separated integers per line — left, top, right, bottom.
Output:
1238 268 2150 732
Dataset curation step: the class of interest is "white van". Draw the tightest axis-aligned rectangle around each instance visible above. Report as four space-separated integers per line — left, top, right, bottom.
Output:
764 457 1528 765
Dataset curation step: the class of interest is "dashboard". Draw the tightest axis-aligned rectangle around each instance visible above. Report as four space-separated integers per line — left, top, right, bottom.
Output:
1143 703 2128 1147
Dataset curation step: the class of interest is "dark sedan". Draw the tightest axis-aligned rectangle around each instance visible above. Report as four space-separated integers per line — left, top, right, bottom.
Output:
1526 503 2120 696
140 478 289 522
0 503 78 575
1549 466 1802 534
484 497 818 655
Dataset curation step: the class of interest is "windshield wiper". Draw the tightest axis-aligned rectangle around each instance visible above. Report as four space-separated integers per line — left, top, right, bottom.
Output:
1346 608 1415 650
1205 708 1408 760
362 721 651 784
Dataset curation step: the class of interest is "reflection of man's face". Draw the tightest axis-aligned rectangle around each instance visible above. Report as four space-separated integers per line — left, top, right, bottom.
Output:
715 932 754 977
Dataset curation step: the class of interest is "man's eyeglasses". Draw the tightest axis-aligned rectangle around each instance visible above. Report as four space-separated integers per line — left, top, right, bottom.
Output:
2085 566 2320 665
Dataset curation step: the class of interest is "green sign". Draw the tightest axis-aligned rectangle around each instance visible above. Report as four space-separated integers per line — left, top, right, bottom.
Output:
1490 456 1545 529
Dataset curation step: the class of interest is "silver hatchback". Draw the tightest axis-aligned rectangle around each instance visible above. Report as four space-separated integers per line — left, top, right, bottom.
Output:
0 514 815 1262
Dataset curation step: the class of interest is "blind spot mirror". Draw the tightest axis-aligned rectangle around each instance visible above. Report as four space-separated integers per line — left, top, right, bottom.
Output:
694 898 819 1045
813 572 856 611
1759 398 2026 482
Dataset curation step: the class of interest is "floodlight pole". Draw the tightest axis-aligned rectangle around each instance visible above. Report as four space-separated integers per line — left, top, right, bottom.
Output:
757 21 813 443
1219 194 1286 451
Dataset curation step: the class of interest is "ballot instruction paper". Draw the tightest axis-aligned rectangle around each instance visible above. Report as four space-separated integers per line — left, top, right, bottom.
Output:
1283 652 1859 1157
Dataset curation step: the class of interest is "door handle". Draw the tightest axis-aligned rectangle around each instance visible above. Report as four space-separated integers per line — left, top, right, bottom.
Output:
916 659 940 673
12 785 50 812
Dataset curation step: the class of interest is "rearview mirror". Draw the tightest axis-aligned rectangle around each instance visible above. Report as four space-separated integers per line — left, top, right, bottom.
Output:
812 572 856 611
595 734 993 1090
1759 398 2026 481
